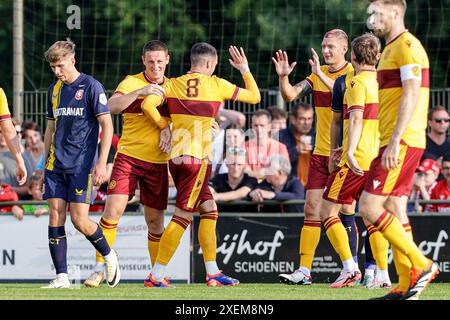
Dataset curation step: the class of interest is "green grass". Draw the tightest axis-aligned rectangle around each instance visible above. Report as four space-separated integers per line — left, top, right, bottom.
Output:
0 283 449 300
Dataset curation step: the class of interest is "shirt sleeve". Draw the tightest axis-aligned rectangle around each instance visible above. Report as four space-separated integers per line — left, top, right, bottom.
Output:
217 77 240 101
0 88 11 120
114 76 133 95
89 80 110 116
346 78 366 113
397 38 427 82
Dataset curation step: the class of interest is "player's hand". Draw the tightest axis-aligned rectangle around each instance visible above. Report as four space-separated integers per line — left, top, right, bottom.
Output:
135 84 157 97
329 146 343 172
16 160 27 186
381 141 400 171
159 125 172 154
93 162 107 186
229 46 250 75
308 48 322 76
272 50 297 77
211 120 220 139
347 154 364 176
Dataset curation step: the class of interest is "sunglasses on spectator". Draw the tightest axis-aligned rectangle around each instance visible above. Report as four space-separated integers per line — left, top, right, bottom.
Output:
227 147 246 155
434 118 450 123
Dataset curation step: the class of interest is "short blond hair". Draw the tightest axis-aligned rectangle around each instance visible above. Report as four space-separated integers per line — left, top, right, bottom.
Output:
45 38 76 63
324 29 349 48
369 0 407 10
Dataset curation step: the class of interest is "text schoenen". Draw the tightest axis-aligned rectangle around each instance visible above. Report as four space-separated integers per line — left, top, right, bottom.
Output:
144 274 175 288
41 276 71 289
329 268 362 288
369 287 405 300
84 271 105 288
403 260 440 300
278 269 312 285
206 271 240 287
104 249 121 288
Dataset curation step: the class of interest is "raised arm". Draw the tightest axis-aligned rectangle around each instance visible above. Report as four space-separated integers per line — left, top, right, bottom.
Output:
272 50 312 102
228 46 261 104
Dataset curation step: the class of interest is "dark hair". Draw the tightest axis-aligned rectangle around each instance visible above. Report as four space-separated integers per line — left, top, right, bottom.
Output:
428 105 449 120
21 120 41 138
351 33 381 66
142 40 169 56
267 106 288 120
443 154 450 163
252 109 272 121
291 102 313 118
190 42 217 66
28 173 43 188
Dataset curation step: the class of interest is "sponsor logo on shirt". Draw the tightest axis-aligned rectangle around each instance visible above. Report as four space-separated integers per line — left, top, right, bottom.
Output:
54 107 85 117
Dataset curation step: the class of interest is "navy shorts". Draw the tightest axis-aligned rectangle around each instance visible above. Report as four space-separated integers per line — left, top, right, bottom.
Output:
43 169 95 204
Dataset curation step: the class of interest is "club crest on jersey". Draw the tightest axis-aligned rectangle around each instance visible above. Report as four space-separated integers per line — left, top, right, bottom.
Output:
108 179 117 190
405 39 412 48
350 80 355 88
75 89 84 100
412 66 421 77
383 49 391 60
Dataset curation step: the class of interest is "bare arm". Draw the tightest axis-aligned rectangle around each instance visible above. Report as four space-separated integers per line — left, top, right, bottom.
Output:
93 114 113 186
218 108 246 128
214 186 252 202
382 79 421 170
347 110 364 176
0 120 27 185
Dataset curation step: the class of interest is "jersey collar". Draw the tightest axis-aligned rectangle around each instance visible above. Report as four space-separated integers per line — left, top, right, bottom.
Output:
386 29 409 46
329 61 349 74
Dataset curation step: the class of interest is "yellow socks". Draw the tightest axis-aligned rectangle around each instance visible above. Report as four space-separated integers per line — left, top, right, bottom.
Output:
198 210 218 263
299 219 321 270
367 225 389 270
156 215 190 266
97 216 118 263
392 223 414 292
324 216 353 262
148 231 163 266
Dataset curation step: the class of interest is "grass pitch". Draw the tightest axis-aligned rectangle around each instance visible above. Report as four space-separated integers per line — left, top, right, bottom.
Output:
0 283 449 300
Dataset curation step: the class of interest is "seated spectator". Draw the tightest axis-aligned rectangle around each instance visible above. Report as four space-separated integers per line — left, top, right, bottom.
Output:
21 173 48 218
209 151 258 212
267 105 288 138
0 124 34 199
245 109 290 180
0 178 23 220
211 109 246 177
249 155 305 213
212 125 245 176
426 106 450 166
409 158 440 213
428 154 450 213
22 121 45 174
279 102 315 187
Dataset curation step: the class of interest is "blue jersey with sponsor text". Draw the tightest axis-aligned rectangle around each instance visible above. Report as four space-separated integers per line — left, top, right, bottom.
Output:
46 73 110 174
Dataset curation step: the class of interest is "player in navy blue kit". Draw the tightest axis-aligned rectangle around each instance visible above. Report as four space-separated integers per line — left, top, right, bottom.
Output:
41 39 120 288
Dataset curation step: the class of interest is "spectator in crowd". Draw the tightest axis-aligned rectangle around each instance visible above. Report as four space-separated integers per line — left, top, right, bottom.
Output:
0 125 34 199
211 109 246 177
428 154 450 213
279 102 315 187
209 151 258 212
267 105 288 138
249 155 305 213
21 173 48 218
212 124 245 176
0 178 23 220
22 121 45 173
245 109 290 180
409 158 440 213
426 106 450 165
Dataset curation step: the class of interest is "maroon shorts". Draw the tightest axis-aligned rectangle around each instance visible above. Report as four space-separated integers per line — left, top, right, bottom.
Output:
364 143 424 197
305 154 330 190
169 156 213 212
107 152 168 210
323 165 369 205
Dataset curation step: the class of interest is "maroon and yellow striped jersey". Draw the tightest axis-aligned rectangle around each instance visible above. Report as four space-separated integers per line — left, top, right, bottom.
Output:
377 30 430 149
114 72 170 163
305 62 354 156
142 71 260 160
339 70 379 171
0 88 11 122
